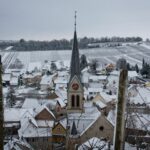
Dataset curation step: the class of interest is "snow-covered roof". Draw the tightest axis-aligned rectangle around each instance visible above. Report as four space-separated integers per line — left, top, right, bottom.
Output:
128 71 138 78
34 105 56 119
57 70 69 77
56 97 66 108
4 108 30 122
16 87 35 95
23 72 41 79
10 77 18 85
54 76 68 84
88 88 103 93
18 121 52 138
107 109 150 131
42 63 50 70
110 70 119 76
68 102 101 136
89 75 107 81
100 92 116 103
2 74 11 81
126 113 150 131
55 89 67 100
22 98 40 109
107 109 116 126
27 62 42 72
40 74 54 85
4 138 33 150
3 87 9 97
55 61 64 70
81 71 89 83
18 110 52 138
78 137 110 150
94 101 107 109
130 86 150 106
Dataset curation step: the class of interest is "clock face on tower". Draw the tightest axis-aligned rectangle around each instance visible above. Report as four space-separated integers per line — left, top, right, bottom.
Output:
72 83 79 90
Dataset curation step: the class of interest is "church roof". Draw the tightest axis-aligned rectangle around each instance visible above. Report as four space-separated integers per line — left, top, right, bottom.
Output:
71 121 77 135
68 102 101 136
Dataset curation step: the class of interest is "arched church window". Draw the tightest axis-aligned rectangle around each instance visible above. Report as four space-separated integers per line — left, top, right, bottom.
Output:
71 95 75 107
76 95 80 107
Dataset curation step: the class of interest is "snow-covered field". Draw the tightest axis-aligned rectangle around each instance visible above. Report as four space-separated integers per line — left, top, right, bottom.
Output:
0 42 150 69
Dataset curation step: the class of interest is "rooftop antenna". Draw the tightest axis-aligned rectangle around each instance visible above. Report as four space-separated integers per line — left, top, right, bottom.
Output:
74 11 77 31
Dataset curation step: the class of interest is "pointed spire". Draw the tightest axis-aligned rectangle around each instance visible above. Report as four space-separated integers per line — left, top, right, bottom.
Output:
70 11 81 81
71 121 77 135
74 11 77 31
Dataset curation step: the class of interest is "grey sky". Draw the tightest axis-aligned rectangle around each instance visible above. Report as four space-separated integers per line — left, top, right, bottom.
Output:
0 0 150 40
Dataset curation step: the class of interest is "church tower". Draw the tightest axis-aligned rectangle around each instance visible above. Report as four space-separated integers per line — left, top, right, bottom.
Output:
67 12 84 113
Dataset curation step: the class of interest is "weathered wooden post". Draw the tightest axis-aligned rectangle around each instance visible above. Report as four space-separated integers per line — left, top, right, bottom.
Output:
0 55 4 149
114 59 128 150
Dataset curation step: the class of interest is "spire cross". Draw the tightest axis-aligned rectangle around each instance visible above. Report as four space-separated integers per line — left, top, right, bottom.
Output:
74 11 77 31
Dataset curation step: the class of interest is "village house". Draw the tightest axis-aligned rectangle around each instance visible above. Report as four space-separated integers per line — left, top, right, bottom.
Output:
18 105 55 150
4 108 28 140
23 72 42 86
40 73 57 91
2 73 11 86
128 85 150 114
92 92 116 115
4 138 33 150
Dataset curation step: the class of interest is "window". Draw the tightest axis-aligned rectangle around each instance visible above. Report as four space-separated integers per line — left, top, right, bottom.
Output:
76 95 80 107
71 95 75 107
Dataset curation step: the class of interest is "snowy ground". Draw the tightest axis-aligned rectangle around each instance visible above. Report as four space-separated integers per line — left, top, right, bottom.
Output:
0 42 150 70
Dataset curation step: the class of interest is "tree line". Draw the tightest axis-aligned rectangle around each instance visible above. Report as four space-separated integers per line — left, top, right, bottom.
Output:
0 36 143 51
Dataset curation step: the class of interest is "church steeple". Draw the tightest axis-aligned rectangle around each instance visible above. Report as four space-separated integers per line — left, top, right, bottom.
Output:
70 11 81 81
67 12 84 113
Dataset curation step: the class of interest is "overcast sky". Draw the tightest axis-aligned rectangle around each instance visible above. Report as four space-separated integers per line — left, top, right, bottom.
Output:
0 0 150 40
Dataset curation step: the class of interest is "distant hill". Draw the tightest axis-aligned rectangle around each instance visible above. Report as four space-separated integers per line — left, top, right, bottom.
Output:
0 36 143 51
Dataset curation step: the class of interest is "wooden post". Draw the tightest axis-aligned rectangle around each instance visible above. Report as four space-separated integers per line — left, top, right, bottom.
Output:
114 68 128 150
0 55 4 149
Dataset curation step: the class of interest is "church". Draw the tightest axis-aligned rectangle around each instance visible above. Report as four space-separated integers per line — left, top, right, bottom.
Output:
63 14 114 149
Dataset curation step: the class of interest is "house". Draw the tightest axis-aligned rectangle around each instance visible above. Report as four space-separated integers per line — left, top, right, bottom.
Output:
89 75 107 84
18 105 55 150
23 72 42 86
22 98 40 109
105 63 115 72
54 76 68 90
10 76 18 87
128 85 150 114
4 138 33 150
92 92 116 115
87 87 103 100
4 108 28 138
40 74 57 91
2 73 11 86
107 109 150 146
52 119 67 144
128 71 139 83
54 97 66 119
